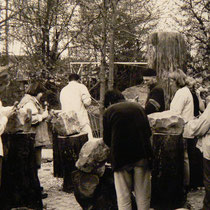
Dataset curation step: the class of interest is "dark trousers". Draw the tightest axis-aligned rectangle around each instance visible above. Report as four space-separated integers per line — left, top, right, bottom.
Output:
203 158 210 210
0 156 2 187
187 138 203 188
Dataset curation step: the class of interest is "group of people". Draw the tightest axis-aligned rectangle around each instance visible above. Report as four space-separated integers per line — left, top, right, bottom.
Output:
0 73 94 201
103 69 209 210
0 70 209 210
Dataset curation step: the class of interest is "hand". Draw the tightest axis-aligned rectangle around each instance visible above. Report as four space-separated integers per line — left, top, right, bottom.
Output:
42 110 49 120
44 101 49 110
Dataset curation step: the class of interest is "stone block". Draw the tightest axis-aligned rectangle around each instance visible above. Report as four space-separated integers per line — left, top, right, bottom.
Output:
50 111 80 136
5 108 32 133
148 110 185 135
76 138 110 176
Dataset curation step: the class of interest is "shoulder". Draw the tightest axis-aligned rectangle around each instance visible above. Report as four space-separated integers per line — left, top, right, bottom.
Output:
153 85 164 92
60 84 69 92
19 94 35 107
78 82 88 89
174 87 190 97
106 102 143 113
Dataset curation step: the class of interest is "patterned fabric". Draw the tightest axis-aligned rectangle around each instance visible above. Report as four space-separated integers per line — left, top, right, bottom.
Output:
145 85 165 115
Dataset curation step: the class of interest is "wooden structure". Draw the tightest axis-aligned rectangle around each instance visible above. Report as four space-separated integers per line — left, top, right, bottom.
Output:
147 32 187 109
52 132 64 178
53 132 88 192
151 133 184 210
0 133 43 210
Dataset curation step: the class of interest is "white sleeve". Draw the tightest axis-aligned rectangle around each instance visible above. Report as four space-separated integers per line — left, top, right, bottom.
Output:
183 104 210 137
0 115 8 135
81 85 91 106
60 89 65 108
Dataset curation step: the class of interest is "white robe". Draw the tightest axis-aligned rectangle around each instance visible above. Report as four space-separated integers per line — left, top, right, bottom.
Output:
60 81 93 140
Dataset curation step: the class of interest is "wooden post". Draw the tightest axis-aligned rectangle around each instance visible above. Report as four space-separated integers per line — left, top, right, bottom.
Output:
55 133 88 193
147 32 187 109
0 133 43 210
52 133 64 178
151 133 184 210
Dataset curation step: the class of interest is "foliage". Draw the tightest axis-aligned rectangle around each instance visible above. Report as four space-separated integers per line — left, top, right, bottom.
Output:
9 0 81 71
74 0 160 63
1 0 161 109
174 0 209 79
0 0 18 41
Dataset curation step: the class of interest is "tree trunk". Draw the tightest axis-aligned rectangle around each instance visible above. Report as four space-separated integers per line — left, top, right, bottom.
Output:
4 0 9 65
108 0 117 90
147 32 187 109
99 0 107 136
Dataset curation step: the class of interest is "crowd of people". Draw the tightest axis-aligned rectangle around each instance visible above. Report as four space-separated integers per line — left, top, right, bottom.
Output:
102 70 209 210
0 70 209 210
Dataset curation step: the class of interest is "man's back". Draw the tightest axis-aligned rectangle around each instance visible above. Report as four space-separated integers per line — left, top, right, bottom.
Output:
103 102 153 171
60 81 90 113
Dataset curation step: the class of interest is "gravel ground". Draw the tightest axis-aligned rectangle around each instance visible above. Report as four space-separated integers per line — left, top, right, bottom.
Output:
39 161 82 210
39 149 205 210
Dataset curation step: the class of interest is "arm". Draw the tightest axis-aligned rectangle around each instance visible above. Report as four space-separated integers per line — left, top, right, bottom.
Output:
196 89 205 112
183 103 210 137
81 85 91 107
145 99 161 115
0 102 18 134
21 102 43 124
59 89 65 110
0 115 8 135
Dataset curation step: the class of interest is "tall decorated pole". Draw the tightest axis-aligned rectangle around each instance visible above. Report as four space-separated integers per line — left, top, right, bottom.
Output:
147 32 187 109
147 32 188 209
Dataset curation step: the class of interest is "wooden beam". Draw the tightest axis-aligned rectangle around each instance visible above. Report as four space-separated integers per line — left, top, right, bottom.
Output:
69 62 147 65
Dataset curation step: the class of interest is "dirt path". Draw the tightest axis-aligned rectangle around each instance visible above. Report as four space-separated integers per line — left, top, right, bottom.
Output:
39 149 205 210
39 161 82 210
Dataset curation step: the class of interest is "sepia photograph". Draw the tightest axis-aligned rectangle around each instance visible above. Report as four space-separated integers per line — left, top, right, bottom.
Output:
0 0 209 209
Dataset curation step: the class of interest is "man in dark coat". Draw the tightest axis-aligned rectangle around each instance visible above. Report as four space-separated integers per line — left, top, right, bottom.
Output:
145 79 165 115
103 89 153 210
